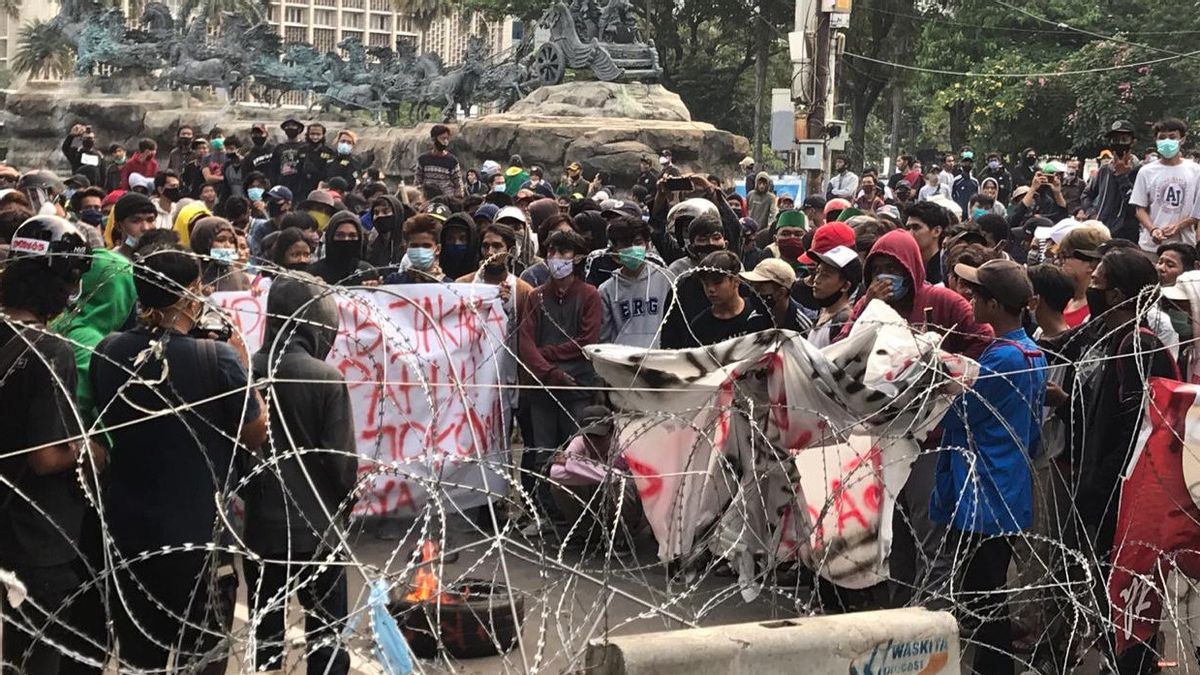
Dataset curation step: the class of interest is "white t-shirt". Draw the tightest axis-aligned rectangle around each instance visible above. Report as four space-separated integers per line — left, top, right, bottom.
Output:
1130 159 1200 251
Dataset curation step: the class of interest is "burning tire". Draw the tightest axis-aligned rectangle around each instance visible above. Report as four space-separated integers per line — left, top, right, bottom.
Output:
390 580 526 659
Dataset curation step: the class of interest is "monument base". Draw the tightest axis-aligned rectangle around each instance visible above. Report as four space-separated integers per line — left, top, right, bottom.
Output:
2 84 749 186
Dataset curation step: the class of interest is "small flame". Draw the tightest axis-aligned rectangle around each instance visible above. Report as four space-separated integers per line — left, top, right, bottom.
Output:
405 539 460 604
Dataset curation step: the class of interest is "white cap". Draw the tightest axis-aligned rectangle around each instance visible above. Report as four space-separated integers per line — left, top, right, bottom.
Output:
1162 270 1200 301
928 194 962 220
1033 217 1083 244
495 206 527 225
592 189 610 202
129 172 154 191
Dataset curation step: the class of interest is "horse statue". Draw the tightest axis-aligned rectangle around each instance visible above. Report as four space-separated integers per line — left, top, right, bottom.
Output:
412 36 488 122
139 2 174 37
162 41 243 103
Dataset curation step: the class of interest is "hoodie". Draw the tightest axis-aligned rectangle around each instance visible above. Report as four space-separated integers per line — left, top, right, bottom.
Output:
245 274 357 554
172 200 212 248
365 195 412 272
52 248 136 429
598 261 675 348
439 212 480 279
307 210 377 285
190 216 251 292
745 171 778 228
838 229 992 358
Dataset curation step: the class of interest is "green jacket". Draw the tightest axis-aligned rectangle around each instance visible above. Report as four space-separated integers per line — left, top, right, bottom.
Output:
52 248 136 431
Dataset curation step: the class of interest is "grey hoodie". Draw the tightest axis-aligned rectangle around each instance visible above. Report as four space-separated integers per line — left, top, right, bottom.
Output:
598 261 675 348
244 274 357 554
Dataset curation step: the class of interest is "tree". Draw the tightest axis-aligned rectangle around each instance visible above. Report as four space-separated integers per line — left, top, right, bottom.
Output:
13 19 73 81
393 0 450 26
0 0 20 20
177 0 264 27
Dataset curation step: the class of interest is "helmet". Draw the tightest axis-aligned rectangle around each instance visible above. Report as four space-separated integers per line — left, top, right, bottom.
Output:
9 215 92 281
667 198 719 232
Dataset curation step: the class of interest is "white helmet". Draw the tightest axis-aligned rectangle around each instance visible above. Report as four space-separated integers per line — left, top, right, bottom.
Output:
667 198 719 232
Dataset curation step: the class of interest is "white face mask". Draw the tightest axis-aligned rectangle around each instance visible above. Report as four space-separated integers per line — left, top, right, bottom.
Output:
547 256 575 279
659 156 669 166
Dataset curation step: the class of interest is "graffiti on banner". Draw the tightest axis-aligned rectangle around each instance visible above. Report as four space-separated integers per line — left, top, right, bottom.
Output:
214 283 512 515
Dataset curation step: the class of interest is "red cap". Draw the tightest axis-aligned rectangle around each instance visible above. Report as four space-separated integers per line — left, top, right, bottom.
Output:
798 221 855 264
102 189 127 208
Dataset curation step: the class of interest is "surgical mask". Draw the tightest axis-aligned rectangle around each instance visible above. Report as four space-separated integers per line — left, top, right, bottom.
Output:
80 208 104 226
493 183 506 192
113 155 126 165
124 234 139 248
1157 138 1181 159
64 188 76 200
876 273 908 300
405 246 436 270
971 207 988 220
547 256 575 279
987 160 999 171
247 187 265 202
617 245 646 270
337 142 353 156
210 138 225 151
210 247 236 265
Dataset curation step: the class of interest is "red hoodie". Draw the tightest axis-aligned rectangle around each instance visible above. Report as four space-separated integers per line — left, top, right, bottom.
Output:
119 152 159 190
837 229 992 359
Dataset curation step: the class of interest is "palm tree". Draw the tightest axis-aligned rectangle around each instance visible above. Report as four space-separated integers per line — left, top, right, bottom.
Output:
391 0 445 27
13 19 74 80
0 0 20 20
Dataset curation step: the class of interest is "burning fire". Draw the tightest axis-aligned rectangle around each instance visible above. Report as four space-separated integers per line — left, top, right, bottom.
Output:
405 539 461 604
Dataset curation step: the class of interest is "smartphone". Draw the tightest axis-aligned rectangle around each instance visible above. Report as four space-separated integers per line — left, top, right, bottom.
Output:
664 177 693 192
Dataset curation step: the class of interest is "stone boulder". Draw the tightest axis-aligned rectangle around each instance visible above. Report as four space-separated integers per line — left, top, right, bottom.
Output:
507 82 692 122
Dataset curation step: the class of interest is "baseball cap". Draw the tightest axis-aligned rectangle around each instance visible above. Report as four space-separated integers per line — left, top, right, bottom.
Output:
281 118 303 131
601 200 642 220
474 202 500 224
802 195 827 211
423 202 451 222
567 161 582 172
778 192 795 205
799 221 855 264
128 172 154 192
774 209 807 231
1057 223 1109 258
954 259 1034 308
301 189 336 210
495 205 527 225
835 207 865 222
1107 119 1136 137
1011 185 1031 201
1162 270 1200 301
266 185 293 202
739 257 796 289
961 151 975 161
811 245 860 271
252 122 268 133
65 174 90 189
823 198 851 217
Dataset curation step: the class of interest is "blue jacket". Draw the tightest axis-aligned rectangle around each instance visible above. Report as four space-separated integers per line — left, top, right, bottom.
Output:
931 328 1048 534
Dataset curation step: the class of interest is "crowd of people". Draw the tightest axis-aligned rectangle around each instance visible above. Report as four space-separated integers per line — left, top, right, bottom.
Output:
1 113 1199 674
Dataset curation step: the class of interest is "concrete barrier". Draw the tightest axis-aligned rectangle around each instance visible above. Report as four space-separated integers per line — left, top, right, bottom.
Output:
584 607 960 675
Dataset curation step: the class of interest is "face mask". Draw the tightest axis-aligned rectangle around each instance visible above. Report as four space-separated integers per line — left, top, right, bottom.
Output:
1086 286 1113 318
124 234 139 248
247 187 264 202
210 247 236 265
1157 138 1182 159
434 140 448 151
971 207 988 220
484 253 509 274
987 160 999 171
876 273 909 300
547 256 575 279
327 239 361 265
1111 143 1131 156
777 239 806 260
405 246 436 270
81 138 95 150
374 214 395 234
80 208 104 226
64 188 76 200
617 245 647 270
1025 155 1037 165
493 183 506 192
815 285 847 308
688 243 724 260
337 142 353 156
113 155 126 165
659 156 669 166
210 138 225 151
252 135 267 147
285 261 310 271
285 129 301 140
178 136 192 147
443 243 468 261
308 210 331 231
793 279 821 310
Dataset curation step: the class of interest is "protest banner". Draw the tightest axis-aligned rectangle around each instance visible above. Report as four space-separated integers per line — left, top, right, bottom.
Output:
214 283 513 516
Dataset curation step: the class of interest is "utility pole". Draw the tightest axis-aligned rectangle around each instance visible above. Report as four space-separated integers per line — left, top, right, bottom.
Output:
804 5 831 197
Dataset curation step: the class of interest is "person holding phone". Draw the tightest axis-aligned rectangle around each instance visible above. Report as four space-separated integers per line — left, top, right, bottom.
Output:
1083 120 1142 241
1008 165 1068 231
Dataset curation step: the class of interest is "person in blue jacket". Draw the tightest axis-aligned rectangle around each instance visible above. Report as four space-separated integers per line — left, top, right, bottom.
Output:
930 258 1048 675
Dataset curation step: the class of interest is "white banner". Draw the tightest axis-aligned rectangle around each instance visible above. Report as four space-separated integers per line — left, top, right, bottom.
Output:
215 283 513 516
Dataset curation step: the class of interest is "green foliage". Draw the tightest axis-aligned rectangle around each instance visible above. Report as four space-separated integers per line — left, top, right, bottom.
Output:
13 19 74 80
393 0 449 25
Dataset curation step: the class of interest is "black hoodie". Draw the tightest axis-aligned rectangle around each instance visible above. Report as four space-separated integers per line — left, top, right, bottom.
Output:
307 210 378 285
244 274 357 554
439 212 480 279
365 194 412 274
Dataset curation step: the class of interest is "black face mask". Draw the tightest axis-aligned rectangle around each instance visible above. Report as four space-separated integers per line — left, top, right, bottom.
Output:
433 140 448 151
1111 143 1132 156
284 261 310 272
81 138 95 150
1024 155 1037 165
326 239 361 266
792 278 822 310
284 129 301 140
688 243 724 260
373 215 395 235
162 187 182 202
814 285 847 308
252 135 267 147
178 137 192 148
1086 286 1114 319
